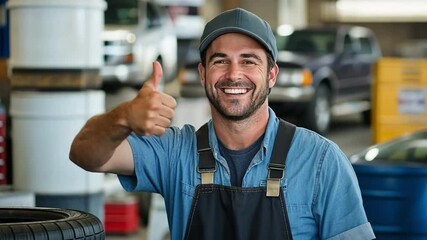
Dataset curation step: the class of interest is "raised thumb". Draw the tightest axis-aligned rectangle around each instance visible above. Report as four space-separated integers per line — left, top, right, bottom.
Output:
143 61 163 90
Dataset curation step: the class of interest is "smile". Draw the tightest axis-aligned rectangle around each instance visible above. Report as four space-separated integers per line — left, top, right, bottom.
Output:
222 88 249 94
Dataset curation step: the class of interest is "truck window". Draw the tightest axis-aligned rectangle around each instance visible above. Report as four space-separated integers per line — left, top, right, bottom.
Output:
358 37 374 54
282 30 336 54
104 0 138 25
343 34 354 53
146 2 163 29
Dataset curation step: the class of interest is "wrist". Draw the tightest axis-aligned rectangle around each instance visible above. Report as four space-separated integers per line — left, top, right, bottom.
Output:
110 102 133 134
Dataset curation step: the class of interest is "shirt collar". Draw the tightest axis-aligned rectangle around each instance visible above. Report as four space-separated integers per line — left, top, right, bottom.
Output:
206 108 280 163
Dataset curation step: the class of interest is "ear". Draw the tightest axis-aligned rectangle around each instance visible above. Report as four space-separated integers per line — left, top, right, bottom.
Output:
268 63 279 88
198 63 206 87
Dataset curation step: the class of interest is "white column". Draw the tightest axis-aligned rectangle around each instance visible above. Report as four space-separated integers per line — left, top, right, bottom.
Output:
278 0 308 29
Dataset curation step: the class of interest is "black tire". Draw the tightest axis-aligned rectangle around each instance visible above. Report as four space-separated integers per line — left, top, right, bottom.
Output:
361 109 371 126
0 207 104 240
303 84 331 135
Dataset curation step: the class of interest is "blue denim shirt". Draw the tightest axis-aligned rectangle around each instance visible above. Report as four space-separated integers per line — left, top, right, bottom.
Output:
118 108 375 240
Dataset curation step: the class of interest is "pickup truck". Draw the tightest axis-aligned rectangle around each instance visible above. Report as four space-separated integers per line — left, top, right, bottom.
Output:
269 25 382 134
101 0 178 91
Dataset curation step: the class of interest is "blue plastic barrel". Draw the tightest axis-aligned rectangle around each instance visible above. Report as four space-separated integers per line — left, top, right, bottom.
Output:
0 0 9 58
353 163 427 240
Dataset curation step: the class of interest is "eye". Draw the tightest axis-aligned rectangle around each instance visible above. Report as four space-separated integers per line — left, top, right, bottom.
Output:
242 60 256 65
213 59 228 65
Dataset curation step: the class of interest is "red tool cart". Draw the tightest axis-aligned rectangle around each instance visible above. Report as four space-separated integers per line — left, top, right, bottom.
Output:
104 194 140 235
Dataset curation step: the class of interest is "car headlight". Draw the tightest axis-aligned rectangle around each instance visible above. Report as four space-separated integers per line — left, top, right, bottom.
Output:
126 33 136 44
277 68 313 86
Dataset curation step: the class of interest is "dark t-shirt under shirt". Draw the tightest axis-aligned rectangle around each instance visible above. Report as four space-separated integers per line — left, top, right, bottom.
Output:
218 135 264 187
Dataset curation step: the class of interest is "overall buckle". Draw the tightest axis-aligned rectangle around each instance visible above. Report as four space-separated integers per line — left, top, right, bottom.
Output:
266 163 285 197
197 147 217 184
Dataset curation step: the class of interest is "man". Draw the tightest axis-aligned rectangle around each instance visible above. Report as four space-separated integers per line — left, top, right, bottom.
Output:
70 8 375 240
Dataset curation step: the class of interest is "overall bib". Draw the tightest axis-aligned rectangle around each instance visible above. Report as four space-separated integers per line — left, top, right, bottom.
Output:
185 120 295 240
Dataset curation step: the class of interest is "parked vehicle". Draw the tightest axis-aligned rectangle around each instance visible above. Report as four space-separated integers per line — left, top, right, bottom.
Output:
178 39 203 98
269 25 382 134
350 130 427 165
102 0 178 90
349 129 427 238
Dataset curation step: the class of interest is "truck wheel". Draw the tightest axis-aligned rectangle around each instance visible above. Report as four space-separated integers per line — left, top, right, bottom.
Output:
0 207 104 239
304 84 331 134
362 109 371 125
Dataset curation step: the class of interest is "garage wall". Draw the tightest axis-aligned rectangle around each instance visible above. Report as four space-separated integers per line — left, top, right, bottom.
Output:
201 0 279 29
238 0 279 29
307 0 427 57
192 0 424 57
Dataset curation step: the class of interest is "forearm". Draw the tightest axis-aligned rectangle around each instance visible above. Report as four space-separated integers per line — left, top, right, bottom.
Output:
69 61 176 173
69 102 132 172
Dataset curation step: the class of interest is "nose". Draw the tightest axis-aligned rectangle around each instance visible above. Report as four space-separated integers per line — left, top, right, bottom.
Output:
224 62 242 80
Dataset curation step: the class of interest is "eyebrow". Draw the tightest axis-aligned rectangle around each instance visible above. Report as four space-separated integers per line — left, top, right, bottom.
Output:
241 53 262 61
208 52 227 63
208 52 263 63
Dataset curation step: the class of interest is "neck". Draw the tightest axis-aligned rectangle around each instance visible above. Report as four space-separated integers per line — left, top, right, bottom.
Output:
212 106 269 150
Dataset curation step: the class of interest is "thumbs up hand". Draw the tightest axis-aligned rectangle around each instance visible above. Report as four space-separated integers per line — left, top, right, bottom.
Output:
125 61 177 136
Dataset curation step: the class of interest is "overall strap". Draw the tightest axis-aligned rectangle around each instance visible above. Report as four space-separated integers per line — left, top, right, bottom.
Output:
196 123 216 184
267 119 296 197
196 120 296 190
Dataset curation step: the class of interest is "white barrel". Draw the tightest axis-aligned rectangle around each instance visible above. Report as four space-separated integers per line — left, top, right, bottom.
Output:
7 0 106 69
10 90 105 194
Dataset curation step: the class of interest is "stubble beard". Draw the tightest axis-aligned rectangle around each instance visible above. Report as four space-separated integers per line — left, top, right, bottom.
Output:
205 77 269 121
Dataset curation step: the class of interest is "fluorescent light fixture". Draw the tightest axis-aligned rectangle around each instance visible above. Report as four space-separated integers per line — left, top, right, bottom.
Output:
334 0 427 22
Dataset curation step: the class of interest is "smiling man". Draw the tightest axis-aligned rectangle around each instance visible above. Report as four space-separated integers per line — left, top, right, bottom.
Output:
70 8 375 240
201 33 275 122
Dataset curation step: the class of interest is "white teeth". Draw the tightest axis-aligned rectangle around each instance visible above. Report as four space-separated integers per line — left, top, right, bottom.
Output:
223 88 248 94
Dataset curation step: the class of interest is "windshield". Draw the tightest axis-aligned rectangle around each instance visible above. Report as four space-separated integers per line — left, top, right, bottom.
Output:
105 0 138 25
277 30 336 54
350 131 427 165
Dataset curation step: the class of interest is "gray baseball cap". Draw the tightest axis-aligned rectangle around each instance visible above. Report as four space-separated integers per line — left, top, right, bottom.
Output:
199 8 277 62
